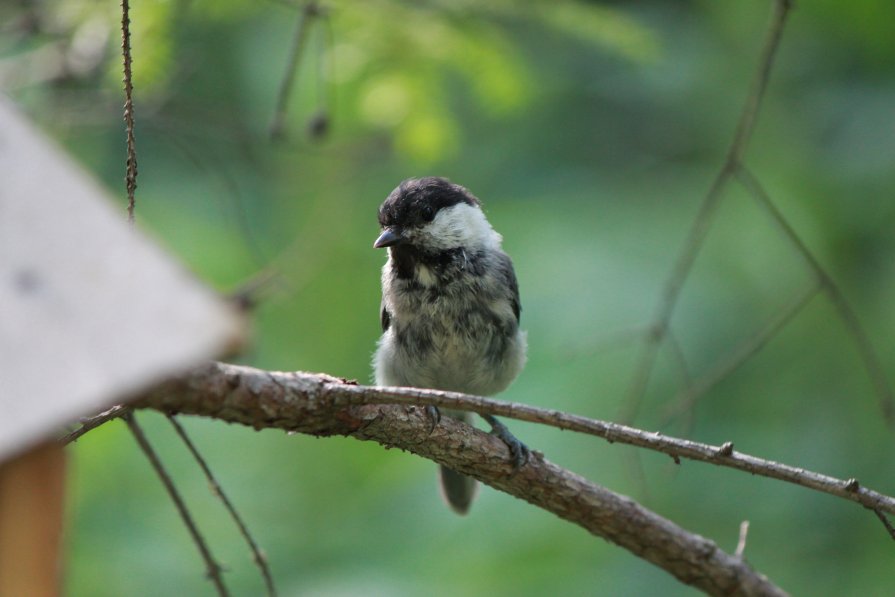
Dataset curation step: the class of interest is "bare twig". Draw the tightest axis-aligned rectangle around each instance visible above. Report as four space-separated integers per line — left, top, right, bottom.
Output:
166 415 277 596
872 510 895 542
666 330 694 389
62 404 127 444
227 267 286 312
120 0 138 224
122 411 230 596
619 0 793 424
663 331 697 435
736 166 895 425
342 383 895 518
133 363 785 596
131 363 895 517
660 282 821 427
269 2 320 140
735 520 750 558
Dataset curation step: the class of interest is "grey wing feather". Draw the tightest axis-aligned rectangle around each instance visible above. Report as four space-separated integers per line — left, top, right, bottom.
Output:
380 302 391 332
496 252 521 323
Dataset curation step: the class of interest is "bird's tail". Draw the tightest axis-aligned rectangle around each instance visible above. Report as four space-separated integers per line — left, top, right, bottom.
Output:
438 410 478 514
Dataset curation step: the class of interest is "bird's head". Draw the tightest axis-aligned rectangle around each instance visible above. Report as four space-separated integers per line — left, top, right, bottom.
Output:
374 177 500 254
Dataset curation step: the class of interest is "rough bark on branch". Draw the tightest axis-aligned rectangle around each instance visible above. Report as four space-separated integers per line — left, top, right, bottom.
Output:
132 362 785 596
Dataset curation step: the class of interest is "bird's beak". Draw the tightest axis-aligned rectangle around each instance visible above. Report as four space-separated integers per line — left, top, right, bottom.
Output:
373 227 404 249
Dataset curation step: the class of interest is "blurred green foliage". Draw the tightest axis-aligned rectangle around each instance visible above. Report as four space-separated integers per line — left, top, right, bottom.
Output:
3 0 895 594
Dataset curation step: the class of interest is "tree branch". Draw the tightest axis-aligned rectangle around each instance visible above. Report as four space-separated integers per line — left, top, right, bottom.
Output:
129 362 792 596
77 361 895 518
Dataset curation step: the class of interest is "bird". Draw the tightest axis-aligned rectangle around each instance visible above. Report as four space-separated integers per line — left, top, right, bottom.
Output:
372 176 528 514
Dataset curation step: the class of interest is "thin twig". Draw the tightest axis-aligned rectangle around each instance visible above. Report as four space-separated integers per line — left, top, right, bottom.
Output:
666 330 695 390
344 383 895 516
120 0 138 224
227 267 286 312
735 520 750 558
736 165 895 425
872 509 895 542
724 0 793 166
123 411 231 596
663 330 697 436
660 282 821 427
166 415 277 597
619 0 793 424
306 6 332 140
61 405 127 444
269 2 319 140
133 363 895 519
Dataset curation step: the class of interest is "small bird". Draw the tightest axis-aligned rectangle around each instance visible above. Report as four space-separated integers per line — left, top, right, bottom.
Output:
373 177 528 514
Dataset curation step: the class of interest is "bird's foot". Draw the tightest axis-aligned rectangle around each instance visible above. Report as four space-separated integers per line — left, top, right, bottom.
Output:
424 405 441 435
481 414 530 476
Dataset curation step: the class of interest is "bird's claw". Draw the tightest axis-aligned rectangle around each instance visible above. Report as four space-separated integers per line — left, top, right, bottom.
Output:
425 405 441 435
482 414 530 476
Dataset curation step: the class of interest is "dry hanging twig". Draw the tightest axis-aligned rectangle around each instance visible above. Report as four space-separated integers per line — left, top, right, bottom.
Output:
166 415 277 596
120 0 138 224
122 411 230 596
872 510 895 542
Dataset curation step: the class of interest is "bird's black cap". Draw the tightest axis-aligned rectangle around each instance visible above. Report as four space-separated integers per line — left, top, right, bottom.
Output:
378 177 480 231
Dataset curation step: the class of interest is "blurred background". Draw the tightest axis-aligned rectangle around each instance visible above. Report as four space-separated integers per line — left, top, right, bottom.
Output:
3 0 895 594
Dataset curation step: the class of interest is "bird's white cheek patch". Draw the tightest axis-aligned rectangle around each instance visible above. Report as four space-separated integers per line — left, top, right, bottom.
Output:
426 203 501 250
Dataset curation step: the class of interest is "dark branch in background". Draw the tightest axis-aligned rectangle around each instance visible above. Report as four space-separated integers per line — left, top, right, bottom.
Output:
659 282 821 428
227 268 286 313
269 2 321 140
129 362 785 597
166 415 278 596
120 0 138 224
122 411 231 596
736 166 895 424
306 9 334 140
619 0 792 424
622 0 894 433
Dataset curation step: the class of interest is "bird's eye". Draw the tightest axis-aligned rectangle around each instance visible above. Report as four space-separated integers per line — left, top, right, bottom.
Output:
421 205 435 222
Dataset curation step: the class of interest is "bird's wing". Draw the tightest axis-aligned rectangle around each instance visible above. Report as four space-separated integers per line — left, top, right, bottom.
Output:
496 252 521 323
380 301 392 332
